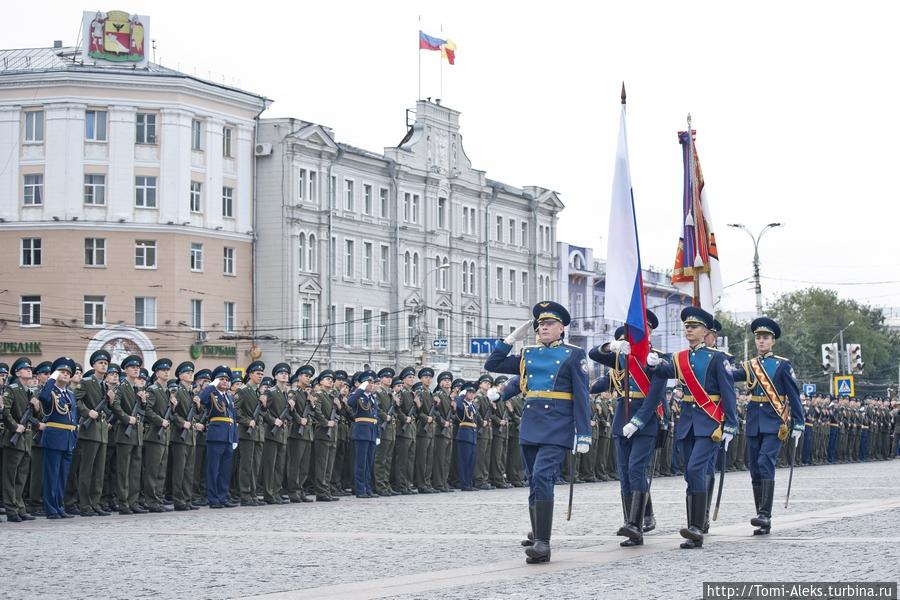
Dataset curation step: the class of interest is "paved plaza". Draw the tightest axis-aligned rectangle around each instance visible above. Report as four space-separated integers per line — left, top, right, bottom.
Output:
4 460 898 600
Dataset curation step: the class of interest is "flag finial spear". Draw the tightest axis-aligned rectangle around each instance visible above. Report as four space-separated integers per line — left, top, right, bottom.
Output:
621 82 626 105
687 112 692 128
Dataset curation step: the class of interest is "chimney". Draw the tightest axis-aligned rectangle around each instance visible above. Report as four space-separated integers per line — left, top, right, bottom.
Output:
53 40 63 49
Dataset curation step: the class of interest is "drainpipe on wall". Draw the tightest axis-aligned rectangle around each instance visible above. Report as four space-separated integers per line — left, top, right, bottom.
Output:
251 99 268 350
387 158 400 365
326 146 345 367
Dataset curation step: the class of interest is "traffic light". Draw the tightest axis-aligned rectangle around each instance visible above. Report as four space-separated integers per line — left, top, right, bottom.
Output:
846 343 864 374
821 343 839 373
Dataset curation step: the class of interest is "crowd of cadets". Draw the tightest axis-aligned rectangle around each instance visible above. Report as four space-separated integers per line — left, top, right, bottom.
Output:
1 351 897 522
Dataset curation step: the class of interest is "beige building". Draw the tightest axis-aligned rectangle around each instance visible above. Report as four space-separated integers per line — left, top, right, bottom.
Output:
0 43 268 370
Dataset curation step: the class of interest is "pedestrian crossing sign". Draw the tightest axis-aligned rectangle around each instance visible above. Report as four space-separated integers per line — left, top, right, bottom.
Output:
834 375 854 397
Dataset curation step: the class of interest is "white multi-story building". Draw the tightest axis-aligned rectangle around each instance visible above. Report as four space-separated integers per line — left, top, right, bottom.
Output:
254 100 562 377
0 41 268 369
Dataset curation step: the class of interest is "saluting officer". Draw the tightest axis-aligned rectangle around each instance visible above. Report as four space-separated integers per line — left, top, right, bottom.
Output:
730 317 804 535
454 382 479 492
38 357 79 519
485 301 592 564
347 370 379 498
198 365 238 508
2 357 39 521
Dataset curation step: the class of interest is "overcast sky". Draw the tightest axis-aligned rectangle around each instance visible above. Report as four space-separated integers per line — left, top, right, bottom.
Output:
6 1 899 317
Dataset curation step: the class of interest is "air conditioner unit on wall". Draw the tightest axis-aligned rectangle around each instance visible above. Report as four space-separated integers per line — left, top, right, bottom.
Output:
255 143 273 156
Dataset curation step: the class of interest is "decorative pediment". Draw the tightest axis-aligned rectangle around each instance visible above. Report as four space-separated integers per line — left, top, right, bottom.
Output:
404 291 423 308
434 294 454 311
462 296 481 314
298 277 322 295
537 190 565 211
294 124 338 151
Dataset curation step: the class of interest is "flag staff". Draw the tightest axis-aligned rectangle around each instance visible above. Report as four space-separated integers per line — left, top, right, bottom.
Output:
418 17 422 100
686 113 701 305
440 24 444 100
621 81 631 422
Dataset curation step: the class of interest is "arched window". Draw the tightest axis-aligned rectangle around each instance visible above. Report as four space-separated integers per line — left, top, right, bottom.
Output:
462 261 469 293
439 256 449 290
308 234 317 272
298 233 306 271
467 261 476 295
412 252 420 286
404 251 411 285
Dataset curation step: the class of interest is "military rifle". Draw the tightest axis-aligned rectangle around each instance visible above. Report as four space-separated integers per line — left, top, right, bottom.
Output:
379 398 396 432
180 403 197 442
247 399 265 434
296 402 314 436
327 403 338 440
9 406 34 446
79 386 113 430
156 396 176 440
270 403 293 435
124 387 146 439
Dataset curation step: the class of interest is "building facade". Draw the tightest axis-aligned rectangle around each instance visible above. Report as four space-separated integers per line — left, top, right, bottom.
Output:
0 44 268 369
254 100 562 378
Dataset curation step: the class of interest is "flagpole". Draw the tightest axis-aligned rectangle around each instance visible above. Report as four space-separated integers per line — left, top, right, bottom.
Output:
687 113 700 306
621 81 631 422
439 24 444 100
418 17 422 100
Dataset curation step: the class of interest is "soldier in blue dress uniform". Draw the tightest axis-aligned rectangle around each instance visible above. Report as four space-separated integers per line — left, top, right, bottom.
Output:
649 307 737 549
198 365 238 508
347 370 379 498
38 357 79 519
454 382 479 492
485 301 591 564
729 317 804 535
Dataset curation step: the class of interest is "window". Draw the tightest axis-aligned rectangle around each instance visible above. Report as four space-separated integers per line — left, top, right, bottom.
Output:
21 238 41 266
539 225 545 251
363 309 373 347
222 186 234 218
190 181 202 212
573 292 583 321
496 216 503 241
344 239 354 278
328 305 336 343
24 110 44 142
223 247 235 275
403 192 411 222
84 295 105 327
436 256 449 290
379 187 389 218
509 219 516 245
438 197 447 229
463 206 476 234
380 244 390 283
330 175 337 208
521 221 528 248
224 302 235 332
363 184 372 215
411 194 420 223
298 169 306 201
329 236 336 274
465 319 475 350
363 242 373 280
436 315 447 340
307 234 317 272
190 243 203 271
345 179 354 211
222 126 233 157
403 251 411 285
190 299 202 330
191 119 202 151
344 307 355 346
509 269 516 303
521 272 528 305
135 297 156 328
412 252 419 286
84 238 106 267
21 295 41 326
308 171 318 203
497 324 504 338
135 240 157 268
462 261 470 294
378 311 389 349
496 267 503 300
23 174 43 205
300 301 314 342
539 225 551 251
135 113 157 144
135 176 157 208
85 110 107 142
84 174 106 205
407 314 417 348
298 233 307 271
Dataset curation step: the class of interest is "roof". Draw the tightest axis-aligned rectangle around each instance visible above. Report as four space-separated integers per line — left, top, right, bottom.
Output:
0 46 269 103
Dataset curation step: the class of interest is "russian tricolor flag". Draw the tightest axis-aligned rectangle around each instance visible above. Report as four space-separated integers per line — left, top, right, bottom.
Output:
419 30 456 64
604 95 650 368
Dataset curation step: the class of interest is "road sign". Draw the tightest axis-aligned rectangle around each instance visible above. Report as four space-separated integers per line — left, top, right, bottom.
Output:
834 375 855 398
803 383 816 396
469 338 501 354
432 339 448 348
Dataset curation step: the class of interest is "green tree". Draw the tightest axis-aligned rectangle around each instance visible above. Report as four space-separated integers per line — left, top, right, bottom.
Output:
716 312 751 361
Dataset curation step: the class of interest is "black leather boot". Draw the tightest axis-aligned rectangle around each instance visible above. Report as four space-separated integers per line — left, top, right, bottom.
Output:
680 491 706 549
751 479 774 535
703 474 715 534
620 491 632 526
525 500 553 564
521 504 535 547
643 494 656 533
618 491 647 546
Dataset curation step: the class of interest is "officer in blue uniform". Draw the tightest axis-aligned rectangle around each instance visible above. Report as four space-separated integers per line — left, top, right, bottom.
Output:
730 317 804 535
454 382 479 492
588 322 662 547
649 307 737 549
485 301 591 564
346 370 379 498
38 357 79 519
198 365 238 509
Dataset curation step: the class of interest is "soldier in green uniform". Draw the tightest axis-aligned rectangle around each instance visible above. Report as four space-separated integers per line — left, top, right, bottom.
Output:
581 397 601 482
234 361 265 506
312 370 339 501
473 374 494 490
414 367 437 494
2 358 40 521
489 375 512 488
286 365 317 502
170 361 199 511
448 378 464 489
99 364 121 512
593 393 612 481
505 383 526 487
330 371 352 496
71 351 113 516
394 367 418 495
110 355 147 515
26 361 51 515
261 363 293 504
142 359 175 512
372 368 397 496
431 371 455 492
190 369 211 505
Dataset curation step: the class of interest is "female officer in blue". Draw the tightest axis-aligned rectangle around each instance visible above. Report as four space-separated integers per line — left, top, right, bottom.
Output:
485 301 591 564
729 317 804 535
454 382 479 492
648 307 737 549
198 365 238 509
588 324 663 547
347 370 379 498
38 357 79 519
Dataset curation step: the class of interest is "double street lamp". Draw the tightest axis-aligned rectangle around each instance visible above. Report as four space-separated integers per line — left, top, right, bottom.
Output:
727 222 783 316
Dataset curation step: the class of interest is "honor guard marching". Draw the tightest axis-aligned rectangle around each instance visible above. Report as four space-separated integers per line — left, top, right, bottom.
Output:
485 301 592 564
729 317 805 535
649 307 737 549
38 357 79 519
346 370 379 498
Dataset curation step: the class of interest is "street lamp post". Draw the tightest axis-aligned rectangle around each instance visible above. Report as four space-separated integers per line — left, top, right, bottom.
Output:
727 222 783 316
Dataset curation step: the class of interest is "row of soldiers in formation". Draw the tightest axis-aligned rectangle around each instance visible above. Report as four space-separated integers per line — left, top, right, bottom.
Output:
1 344 897 524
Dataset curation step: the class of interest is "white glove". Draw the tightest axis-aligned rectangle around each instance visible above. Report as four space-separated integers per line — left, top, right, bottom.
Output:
231 442 238 450
504 319 533 345
486 388 499 401
791 428 803 445
376 438 381 446
574 435 591 453
622 422 638 438
646 353 660 367
609 340 631 354
723 432 734 451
